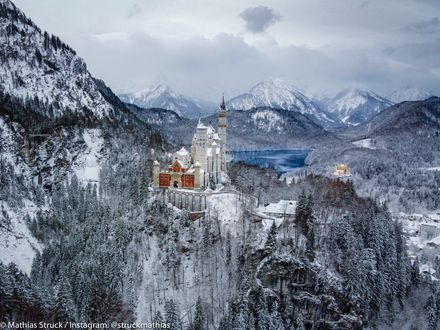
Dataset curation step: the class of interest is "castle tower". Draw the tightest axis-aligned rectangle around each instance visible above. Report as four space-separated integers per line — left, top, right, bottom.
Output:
218 94 227 171
194 161 202 189
193 120 209 174
153 160 160 188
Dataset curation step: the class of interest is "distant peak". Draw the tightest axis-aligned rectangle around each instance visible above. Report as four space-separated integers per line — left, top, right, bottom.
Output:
153 84 171 92
0 0 19 12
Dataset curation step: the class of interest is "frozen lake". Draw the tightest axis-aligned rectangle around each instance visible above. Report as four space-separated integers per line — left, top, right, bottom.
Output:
231 149 310 173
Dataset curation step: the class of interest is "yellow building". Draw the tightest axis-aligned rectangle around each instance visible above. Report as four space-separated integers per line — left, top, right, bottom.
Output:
332 163 351 177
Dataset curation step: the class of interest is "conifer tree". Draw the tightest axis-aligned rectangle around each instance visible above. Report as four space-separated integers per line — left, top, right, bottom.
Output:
193 297 204 330
410 257 421 287
265 221 277 252
165 299 181 329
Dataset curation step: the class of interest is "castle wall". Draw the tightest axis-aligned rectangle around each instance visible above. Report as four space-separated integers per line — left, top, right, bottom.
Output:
166 189 207 212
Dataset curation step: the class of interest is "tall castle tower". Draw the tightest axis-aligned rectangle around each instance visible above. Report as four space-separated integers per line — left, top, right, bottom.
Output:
193 120 209 174
218 94 227 171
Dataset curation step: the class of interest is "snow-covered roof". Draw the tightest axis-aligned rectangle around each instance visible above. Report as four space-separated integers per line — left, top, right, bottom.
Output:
172 159 187 169
207 125 215 135
263 200 297 215
213 133 221 140
153 160 159 165
197 120 207 129
176 147 189 155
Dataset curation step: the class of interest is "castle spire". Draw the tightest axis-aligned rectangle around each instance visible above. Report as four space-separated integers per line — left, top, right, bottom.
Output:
220 93 226 111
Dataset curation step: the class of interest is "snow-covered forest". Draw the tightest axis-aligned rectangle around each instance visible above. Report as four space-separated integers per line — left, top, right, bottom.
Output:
1 0 440 329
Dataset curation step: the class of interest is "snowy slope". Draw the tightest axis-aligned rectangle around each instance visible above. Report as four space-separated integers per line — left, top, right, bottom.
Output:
227 78 335 125
388 86 434 103
0 117 42 274
0 0 113 118
72 129 104 184
325 88 394 126
119 85 216 119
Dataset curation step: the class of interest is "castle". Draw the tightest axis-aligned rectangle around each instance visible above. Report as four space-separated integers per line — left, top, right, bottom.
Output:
153 96 228 190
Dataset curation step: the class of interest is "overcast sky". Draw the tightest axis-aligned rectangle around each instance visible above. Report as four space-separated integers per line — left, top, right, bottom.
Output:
14 0 440 101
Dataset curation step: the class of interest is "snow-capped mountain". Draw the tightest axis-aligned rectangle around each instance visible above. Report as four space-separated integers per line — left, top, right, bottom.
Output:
360 96 440 136
0 0 115 119
388 86 434 103
119 85 216 119
324 88 394 126
132 106 338 150
226 78 335 126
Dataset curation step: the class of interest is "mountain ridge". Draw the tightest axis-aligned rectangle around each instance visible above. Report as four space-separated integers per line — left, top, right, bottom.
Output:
127 103 339 150
226 78 336 127
322 88 394 126
119 85 216 119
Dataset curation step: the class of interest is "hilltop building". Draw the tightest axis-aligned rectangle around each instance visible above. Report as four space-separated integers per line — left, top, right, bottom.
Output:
332 164 351 177
153 96 228 190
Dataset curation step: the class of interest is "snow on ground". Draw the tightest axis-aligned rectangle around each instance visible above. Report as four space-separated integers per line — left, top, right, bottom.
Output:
73 129 103 184
136 235 162 322
206 193 243 236
420 167 440 172
352 138 377 149
0 118 43 274
398 211 440 280
136 193 246 325
0 201 42 275
251 110 283 133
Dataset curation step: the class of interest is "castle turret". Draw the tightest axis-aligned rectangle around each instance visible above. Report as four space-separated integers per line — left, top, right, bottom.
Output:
193 120 209 174
218 94 227 171
194 161 202 189
153 160 160 188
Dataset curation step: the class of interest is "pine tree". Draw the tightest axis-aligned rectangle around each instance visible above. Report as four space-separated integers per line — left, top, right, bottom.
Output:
225 230 232 266
153 311 163 325
268 301 284 330
193 297 203 330
425 294 439 330
410 257 421 287
254 286 270 330
265 221 277 252
165 299 181 329
56 274 77 321
305 199 316 262
294 191 308 235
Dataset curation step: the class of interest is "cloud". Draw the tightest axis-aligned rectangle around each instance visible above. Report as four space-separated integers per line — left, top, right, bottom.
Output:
16 0 439 98
401 17 440 34
359 1 369 9
74 29 440 100
127 4 142 19
239 6 280 33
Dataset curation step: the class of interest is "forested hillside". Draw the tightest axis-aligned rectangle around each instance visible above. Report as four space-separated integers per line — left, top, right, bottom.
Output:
1 0 440 329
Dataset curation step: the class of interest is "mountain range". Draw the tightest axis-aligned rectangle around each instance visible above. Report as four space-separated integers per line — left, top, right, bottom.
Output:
122 79 436 127
225 78 336 127
388 85 434 103
118 85 216 119
127 103 338 150
321 88 394 126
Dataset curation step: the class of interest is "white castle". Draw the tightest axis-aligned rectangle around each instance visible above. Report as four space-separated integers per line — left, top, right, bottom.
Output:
153 96 228 190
